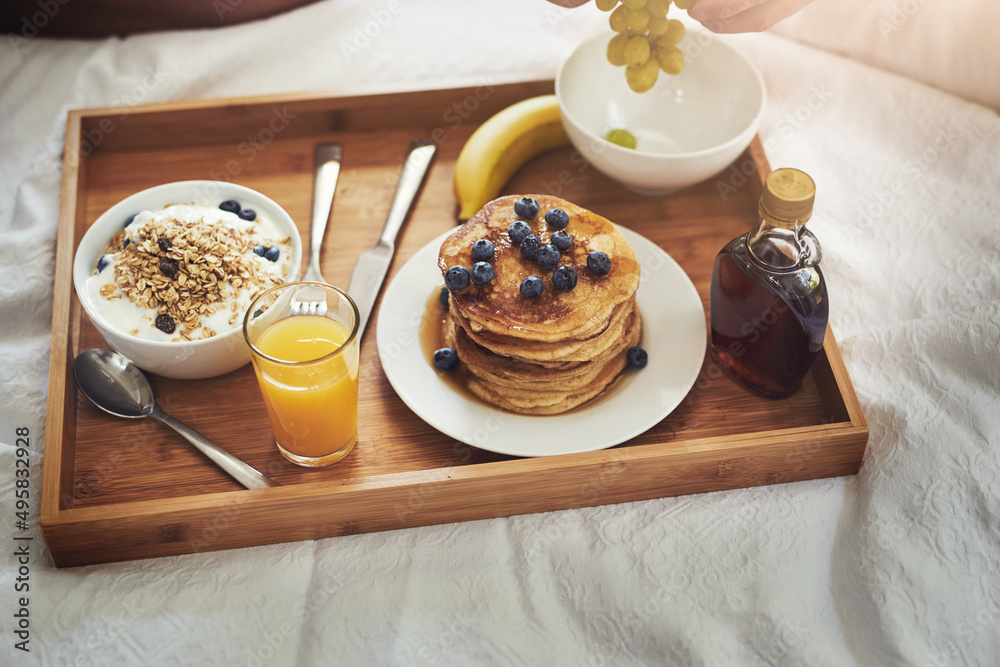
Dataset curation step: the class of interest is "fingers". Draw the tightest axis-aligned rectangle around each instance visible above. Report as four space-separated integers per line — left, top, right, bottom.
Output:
689 0 816 33
688 0 765 21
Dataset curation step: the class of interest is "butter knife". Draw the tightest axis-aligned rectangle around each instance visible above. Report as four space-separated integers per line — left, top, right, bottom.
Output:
347 139 437 339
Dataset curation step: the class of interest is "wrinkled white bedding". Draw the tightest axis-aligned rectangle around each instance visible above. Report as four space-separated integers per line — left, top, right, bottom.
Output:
1 0 998 665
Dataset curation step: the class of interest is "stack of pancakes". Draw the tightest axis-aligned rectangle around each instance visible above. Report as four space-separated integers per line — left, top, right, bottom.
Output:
438 194 641 415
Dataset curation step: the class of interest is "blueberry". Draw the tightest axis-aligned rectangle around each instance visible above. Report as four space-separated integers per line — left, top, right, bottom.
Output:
536 244 560 271
520 234 540 260
439 285 450 309
219 200 241 214
471 239 494 261
157 237 172 253
514 197 540 220
627 346 648 369
124 213 137 228
238 208 257 221
587 251 612 276
550 230 573 251
508 220 531 244
122 237 131 249
96 254 112 272
520 275 544 299
264 246 280 262
552 265 578 292
155 313 176 334
470 261 494 286
253 244 267 257
445 265 470 290
433 347 459 372
544 208 569 229
159 256 179 278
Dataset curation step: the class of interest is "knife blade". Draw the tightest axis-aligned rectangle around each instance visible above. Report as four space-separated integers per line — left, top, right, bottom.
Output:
347 139 437 339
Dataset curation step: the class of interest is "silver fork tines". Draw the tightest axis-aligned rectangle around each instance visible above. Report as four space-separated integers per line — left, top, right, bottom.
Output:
291 142 343 316
290 283 329 316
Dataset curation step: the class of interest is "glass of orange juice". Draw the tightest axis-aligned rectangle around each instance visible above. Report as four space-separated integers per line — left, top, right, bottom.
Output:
243 282 360 467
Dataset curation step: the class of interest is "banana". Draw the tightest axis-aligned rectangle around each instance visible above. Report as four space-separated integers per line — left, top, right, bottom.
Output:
453 94 570 222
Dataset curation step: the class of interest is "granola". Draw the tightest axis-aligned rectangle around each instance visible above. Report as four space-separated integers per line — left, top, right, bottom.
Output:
87 203 293 342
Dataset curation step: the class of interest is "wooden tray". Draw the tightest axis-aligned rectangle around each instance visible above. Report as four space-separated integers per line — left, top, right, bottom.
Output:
42 80 868 567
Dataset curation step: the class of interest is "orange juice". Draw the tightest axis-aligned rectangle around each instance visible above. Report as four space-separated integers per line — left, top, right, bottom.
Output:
251 314 359 465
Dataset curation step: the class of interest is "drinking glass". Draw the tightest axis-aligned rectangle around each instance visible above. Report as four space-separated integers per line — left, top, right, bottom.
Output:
243 282 360 467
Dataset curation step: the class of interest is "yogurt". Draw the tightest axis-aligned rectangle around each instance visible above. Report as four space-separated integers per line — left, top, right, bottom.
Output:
87 203 293 342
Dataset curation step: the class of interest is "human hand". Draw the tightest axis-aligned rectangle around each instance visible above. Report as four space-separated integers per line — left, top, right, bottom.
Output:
686 0 818 34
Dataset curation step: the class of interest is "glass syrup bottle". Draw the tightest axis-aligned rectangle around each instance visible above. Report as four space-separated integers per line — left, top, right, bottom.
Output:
709 167 828 398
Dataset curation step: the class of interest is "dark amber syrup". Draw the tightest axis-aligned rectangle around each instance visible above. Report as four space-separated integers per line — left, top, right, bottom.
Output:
418 286 479 401
709 237 828 399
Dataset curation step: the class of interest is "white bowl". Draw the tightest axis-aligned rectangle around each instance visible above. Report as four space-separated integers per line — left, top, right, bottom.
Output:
556 28 766 195
73 180 302 379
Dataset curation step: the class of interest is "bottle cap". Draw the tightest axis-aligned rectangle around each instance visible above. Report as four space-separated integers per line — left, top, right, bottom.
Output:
759 168 815 227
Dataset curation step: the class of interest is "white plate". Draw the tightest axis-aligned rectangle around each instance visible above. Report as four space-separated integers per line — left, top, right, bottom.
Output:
376 226 706 457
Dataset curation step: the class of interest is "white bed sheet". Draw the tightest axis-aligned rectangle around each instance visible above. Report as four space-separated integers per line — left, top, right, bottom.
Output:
1 1 998 665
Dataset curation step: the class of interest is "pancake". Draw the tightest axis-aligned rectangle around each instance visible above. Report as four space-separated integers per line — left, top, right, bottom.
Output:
445 307 640 393
435 194 643 415
465 358 627 415
438 194 640 343
454 295 637 365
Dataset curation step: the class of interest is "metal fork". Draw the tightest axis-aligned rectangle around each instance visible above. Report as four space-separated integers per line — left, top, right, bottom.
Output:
291 142 343 316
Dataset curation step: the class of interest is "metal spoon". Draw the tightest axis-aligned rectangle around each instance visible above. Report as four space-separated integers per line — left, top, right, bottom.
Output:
73 349 280 490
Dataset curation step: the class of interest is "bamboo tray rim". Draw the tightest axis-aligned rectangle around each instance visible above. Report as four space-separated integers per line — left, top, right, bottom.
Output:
49 420 864 523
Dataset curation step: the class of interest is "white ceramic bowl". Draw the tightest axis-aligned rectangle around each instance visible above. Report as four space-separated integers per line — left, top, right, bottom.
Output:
556 28 766 195
73 180 302 379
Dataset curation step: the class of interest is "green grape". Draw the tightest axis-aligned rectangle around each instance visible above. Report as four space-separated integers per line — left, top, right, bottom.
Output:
663 18 685 45
609 5 630 32
624 7 650 31
646 0 671 17
656 45 684 74
605 128 638 149
626 58 659 92
606 33 630 67
647 16 670 36
604 0 689 93
623 35 650 67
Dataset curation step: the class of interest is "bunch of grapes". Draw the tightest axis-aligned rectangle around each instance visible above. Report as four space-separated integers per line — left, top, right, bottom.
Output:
597 0 694 93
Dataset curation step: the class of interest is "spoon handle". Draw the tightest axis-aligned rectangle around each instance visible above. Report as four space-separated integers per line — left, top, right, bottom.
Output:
150 410 280 489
